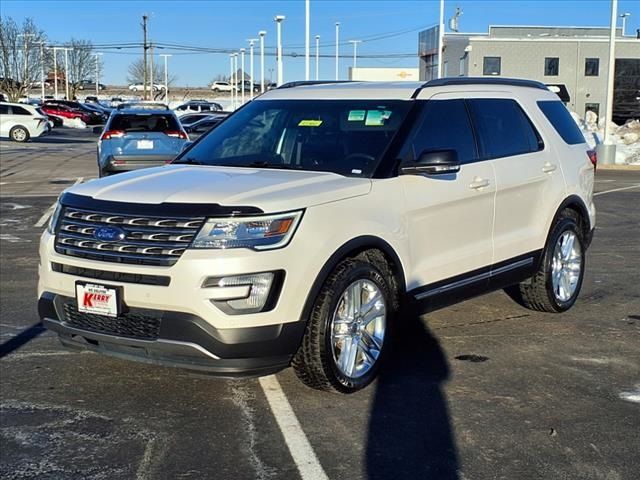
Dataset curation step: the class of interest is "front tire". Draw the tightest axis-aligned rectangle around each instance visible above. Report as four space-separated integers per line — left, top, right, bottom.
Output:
293 256 397 393
10 126 29 142
509 210 585 313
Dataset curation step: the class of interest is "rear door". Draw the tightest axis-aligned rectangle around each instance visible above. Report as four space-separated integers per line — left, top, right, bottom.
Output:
400 95 496 289
467 96 564 264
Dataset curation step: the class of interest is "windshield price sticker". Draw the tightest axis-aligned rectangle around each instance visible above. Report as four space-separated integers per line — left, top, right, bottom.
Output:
76 283 119 317
298 119 323 127
348 110 366 121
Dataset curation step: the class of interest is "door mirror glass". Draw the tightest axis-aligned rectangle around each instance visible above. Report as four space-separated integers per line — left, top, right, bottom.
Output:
401 149 460 175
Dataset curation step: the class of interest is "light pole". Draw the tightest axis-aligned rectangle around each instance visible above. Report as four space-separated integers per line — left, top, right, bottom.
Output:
275 15 285 86
233 53 238 109
229 54 234 109
160 54 171 99
335 22 340 80
437 0 445 78
259 31 266 93
619 12 631 36
305 0 310 80
53 47 62 99
240 48 246 104
63 47 72 99
93 52 103 96
349 40 361 73
247 38 258 100
315 35 320 80
604 0 618 148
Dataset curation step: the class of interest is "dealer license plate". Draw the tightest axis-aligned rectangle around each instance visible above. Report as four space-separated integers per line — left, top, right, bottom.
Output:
76 282 120 317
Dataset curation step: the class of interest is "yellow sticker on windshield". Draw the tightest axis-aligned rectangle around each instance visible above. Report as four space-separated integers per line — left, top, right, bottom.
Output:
298 119 323 127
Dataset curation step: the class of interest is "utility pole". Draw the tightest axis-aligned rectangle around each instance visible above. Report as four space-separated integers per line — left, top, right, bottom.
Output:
315 35 320 80
240 48 246 104
160 54 171 99
259 31 266 93
349 40 361 73
305 0 310 80
275 15 285 86
93 52 103 96
142 14 148 99
247 38 258 100
335 22 340 80
150 43 155 99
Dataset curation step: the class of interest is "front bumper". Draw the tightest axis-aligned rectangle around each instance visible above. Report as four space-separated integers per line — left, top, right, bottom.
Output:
39 292 305 376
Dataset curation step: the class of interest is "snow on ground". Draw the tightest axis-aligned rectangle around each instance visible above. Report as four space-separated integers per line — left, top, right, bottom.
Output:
571 111 640 165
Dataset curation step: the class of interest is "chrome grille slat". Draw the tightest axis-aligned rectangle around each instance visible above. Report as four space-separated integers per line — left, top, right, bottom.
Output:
55 207 204 266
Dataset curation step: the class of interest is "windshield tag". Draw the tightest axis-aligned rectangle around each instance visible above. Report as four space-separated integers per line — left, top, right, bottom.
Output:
348 110 366 121
298 119 323 127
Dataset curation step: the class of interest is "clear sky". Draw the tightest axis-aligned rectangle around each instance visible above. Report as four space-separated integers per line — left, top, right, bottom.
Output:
2 0 639 86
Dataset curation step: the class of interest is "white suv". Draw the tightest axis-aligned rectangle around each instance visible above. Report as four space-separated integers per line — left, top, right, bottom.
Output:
38 79 596 393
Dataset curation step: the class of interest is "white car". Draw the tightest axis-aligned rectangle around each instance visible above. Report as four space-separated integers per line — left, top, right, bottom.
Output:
0 102 49 142
210 81 234 93
38 79 596 393
128 84 166 92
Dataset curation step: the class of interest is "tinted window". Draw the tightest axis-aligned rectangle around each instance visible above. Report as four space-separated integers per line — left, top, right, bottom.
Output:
585 58 599 76
109 113 180 132
545 57 559 76
404 99 477 164
468 99 543 159
0 105 9 115
11 106 31 115
537 100 586 145
483 57 501 75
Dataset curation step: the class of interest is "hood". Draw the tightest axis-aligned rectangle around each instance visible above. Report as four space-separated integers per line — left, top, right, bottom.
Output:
69 165 371 212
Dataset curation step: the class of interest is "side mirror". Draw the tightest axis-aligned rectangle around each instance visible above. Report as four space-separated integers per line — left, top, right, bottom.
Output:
92 126 102 135
401 149 460 175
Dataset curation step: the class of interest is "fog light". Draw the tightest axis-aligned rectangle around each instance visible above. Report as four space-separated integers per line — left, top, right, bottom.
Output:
203 272 280 314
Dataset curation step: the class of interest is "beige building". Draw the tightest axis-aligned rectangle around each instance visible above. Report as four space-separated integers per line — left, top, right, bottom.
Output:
349 67 420 82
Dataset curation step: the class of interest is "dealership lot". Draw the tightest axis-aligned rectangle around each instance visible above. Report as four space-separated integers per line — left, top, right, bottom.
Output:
1 129 639 480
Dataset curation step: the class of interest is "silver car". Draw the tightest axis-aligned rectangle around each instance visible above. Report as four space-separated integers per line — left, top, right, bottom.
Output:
97 108 188 177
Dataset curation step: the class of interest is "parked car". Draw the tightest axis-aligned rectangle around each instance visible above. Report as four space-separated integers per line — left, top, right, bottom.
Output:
95 108 188 176
175 100 223 116
210 81 234 93
39 78 596 393
78 80 106 91
42 101 106 125
0 102 49 142
183 113 228 138
235 80 260 93
128 83 165 92
178 112 219 127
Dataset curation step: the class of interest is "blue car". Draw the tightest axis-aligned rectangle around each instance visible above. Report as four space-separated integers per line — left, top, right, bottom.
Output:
97 108 188 177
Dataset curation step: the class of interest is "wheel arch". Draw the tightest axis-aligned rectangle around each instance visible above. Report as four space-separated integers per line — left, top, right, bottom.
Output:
298 235 406 323
545 195 592 254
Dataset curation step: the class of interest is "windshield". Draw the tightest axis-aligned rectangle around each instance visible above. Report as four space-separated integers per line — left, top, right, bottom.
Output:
109 113 180 133
174 99 411 177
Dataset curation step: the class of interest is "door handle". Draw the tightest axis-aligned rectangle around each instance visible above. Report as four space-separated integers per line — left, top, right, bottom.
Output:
469 177 490 190
542 162 557 173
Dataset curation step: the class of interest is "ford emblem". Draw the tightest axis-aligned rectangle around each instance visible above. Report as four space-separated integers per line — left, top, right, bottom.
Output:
94 226 126 242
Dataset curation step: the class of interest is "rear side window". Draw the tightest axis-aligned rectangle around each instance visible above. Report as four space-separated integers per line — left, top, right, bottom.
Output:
11 106 31 115
468 99 543 159
537 100 586 145
0 105 9 115
109 114 179 132
405 99 478 164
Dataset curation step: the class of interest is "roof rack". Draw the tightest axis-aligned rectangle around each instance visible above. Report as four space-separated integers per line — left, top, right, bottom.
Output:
422 77 548 90
116 102 169 110
277 80 360 89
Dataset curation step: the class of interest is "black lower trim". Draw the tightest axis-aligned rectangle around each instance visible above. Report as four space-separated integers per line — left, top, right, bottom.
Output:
409 250 541 313
38 292 306 376
52 262 171 286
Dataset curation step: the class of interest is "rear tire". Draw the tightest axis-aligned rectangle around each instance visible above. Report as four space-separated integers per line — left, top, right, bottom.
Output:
293 255 398 393
508 210 585 313
10 126 29 142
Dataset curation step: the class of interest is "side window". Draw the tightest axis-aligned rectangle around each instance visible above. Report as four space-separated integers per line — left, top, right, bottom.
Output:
405 99 478 164
585 58 599 76
483 57 501 76
0 105 9 115
468 99 543 159
537 100 586 145
12 106 31 115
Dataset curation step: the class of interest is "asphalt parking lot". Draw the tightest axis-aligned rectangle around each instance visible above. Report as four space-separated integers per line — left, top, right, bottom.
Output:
1 128 639 480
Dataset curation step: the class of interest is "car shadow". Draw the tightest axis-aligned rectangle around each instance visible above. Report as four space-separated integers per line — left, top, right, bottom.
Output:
365 308 460 479
0 322 46 358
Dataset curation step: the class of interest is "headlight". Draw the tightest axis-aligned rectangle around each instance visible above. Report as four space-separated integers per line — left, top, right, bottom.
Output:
47 202 63 234
191 211 303 250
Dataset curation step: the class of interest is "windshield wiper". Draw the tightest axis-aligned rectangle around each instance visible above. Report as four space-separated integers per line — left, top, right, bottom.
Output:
240 161 299 169
175 157 205 165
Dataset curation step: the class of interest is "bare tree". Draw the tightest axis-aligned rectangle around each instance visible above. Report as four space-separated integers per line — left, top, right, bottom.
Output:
127 58 176 86
66 38 102 99
0 16 48 101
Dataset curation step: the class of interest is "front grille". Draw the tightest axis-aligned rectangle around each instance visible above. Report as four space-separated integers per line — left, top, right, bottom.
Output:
54 207 205 266
52 263 171 286
63 302 162 339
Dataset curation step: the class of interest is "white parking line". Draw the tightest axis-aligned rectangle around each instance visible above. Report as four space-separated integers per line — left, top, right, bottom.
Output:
34 177 84 227
258 375 329 480
594 184 640 197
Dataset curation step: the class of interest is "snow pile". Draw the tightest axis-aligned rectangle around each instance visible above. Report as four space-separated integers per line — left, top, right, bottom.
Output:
571 111 640 165
62 117 88 129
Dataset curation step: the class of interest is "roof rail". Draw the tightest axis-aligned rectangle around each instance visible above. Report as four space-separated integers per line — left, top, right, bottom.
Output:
116 102 169 110
422 77 548 90
277 80 360 89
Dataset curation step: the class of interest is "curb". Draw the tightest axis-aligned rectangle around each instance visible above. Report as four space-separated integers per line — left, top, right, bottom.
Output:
597 164 640 171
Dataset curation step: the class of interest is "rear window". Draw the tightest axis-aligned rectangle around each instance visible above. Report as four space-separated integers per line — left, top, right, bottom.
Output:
537 101 586 145
468 99 543 159
109 114 179 132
